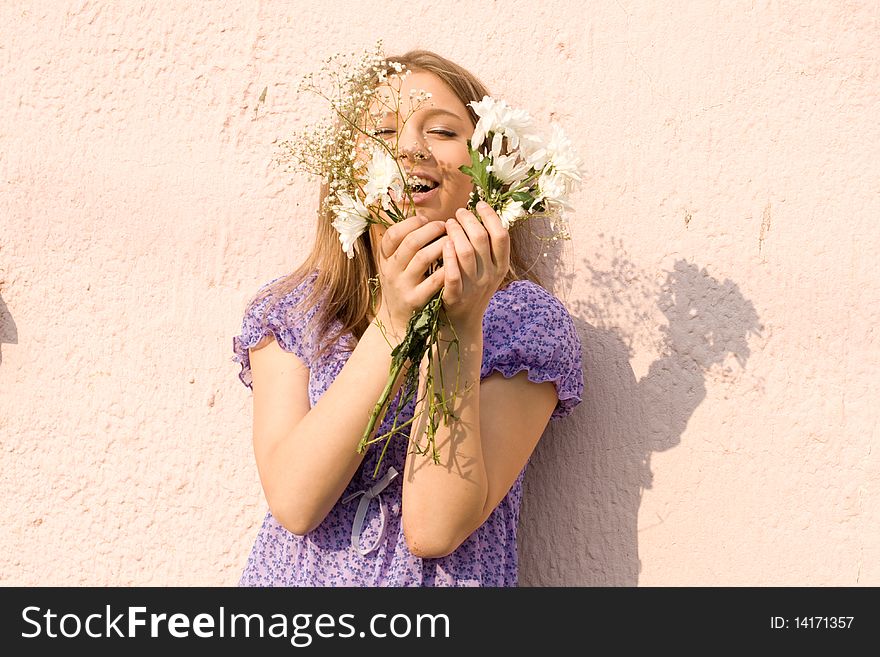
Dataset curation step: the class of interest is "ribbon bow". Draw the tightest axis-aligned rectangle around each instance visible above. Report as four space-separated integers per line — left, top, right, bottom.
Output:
341 467 400 556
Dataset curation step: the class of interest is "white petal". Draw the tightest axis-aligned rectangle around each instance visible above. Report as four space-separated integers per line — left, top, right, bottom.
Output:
491 132 504 157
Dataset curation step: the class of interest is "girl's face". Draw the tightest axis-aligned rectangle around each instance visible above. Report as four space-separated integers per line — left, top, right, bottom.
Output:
371 70 474 224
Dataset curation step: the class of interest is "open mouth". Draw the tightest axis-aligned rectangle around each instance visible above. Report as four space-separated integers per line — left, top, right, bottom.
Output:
406 175 439 198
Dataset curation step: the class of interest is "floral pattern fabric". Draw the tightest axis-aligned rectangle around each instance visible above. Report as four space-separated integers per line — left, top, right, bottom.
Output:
232 272 583 586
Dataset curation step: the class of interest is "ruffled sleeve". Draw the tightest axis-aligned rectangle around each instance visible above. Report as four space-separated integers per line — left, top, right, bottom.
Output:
481 280 584 420
232 273 318 390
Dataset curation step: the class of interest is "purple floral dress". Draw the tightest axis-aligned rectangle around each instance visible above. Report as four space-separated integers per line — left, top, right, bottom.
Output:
232 272 583 586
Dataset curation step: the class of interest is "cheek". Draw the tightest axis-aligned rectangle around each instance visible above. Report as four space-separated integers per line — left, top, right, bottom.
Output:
451 143 473 170
448 168 474 202
437 145 475 200
433 141 471 170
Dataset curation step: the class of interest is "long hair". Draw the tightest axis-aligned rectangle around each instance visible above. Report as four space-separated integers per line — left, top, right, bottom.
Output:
246 50 544 359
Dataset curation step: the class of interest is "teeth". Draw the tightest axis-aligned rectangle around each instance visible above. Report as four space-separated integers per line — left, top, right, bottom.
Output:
407 175 437 189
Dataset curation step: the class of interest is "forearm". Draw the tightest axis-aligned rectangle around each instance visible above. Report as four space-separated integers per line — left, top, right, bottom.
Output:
402 320 488 556
264 319 407 534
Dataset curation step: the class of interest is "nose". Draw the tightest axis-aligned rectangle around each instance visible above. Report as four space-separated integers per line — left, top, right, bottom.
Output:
399 140 430 162
397 124 431 162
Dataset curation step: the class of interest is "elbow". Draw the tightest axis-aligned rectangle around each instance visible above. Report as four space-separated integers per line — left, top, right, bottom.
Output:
403 518 472 559
278 517 318 538
262 473 342 536
405 533 460 560
269 500 322 537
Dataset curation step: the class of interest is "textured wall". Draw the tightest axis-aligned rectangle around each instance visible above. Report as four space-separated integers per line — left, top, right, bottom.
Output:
1 1 877 585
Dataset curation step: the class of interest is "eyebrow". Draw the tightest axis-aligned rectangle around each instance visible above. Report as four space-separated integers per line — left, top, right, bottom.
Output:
379 108 465 121
418 108 465 120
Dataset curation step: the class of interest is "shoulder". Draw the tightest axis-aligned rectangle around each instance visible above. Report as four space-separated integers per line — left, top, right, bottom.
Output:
481 279 584 420
493 278 562 304
248 270 320 319
485 279 574 330
233 271 321 388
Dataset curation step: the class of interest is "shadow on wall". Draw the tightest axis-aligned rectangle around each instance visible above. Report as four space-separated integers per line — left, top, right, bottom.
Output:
0 291 18 366
519 238 763 585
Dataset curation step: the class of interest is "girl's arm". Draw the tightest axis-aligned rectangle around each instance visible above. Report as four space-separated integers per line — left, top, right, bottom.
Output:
247 215 447 535
403 324 558 559
402 202 558 558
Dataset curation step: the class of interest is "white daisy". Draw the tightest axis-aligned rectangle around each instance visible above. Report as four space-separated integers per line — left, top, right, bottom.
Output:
331 192 371 258
363 147 405 211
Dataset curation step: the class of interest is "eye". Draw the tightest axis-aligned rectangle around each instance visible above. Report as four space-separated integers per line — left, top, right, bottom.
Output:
374 127 396 138
428 128 457 138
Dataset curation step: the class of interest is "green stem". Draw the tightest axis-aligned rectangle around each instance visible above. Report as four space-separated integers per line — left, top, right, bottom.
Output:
359 286 449 475
358 355 405 453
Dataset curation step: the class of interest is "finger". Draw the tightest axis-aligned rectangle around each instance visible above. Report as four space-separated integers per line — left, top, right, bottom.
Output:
391 221 447 267
441 239 461 304
380 214 429 259
415 264 446 301
445 217 477 278
454 208 490 276
404 235 448 280
475 200 511 270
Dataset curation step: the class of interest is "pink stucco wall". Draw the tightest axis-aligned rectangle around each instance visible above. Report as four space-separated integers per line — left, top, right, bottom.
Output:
1 1 877 585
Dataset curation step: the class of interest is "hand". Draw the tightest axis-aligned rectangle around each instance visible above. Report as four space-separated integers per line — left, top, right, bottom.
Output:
442 201 511 328
375 214 448 335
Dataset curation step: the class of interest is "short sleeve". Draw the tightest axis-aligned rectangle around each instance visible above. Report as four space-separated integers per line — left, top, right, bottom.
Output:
481 280 584 420
231 273 318 390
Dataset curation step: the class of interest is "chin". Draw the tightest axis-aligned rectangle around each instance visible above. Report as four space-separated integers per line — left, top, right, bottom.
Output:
417 210 448 223
400 202 443 222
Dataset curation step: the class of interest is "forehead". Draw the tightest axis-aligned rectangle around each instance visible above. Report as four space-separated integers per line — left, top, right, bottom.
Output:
372 70 469 118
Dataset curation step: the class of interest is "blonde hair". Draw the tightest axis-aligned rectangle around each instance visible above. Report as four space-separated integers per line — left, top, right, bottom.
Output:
247 50 544 359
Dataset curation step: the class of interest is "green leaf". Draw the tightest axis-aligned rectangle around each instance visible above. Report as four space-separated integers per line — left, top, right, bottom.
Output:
459 146 489 189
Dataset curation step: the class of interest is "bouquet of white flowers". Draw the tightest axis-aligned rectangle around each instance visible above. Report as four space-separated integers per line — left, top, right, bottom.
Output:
280 47 582 476
462 96 582 229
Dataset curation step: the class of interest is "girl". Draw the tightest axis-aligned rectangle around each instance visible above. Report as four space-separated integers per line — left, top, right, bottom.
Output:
232 50 583 586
